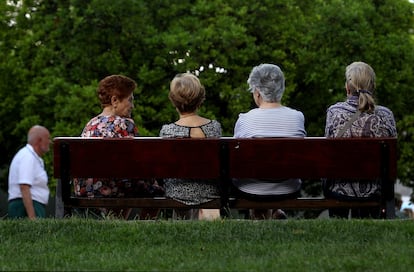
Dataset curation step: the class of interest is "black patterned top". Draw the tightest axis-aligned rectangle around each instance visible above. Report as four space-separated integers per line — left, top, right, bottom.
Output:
159 120 222 138
159 120 222 205
325 95 396 138
323 95 397 199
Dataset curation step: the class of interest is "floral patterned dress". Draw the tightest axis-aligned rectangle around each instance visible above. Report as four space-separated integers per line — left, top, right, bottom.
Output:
73 115 164 198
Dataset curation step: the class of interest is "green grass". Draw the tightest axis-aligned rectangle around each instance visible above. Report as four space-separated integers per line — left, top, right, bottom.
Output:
0 218 413 271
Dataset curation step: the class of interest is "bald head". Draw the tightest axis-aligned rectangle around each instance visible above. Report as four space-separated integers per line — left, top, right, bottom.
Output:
28 125 51 156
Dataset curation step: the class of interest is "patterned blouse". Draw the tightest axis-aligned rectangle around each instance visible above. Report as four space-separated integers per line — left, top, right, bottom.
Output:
325 96 397 138
324 95 397 199
81 115 138 137
74 115 164 198
159 120 222 138
159 120 222 205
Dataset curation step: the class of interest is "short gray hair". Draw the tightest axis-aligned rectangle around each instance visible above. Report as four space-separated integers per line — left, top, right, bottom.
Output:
247 63 285 102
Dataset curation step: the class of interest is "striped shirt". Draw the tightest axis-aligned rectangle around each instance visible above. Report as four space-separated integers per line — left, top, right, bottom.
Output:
234 106 306 138
233 106 306 197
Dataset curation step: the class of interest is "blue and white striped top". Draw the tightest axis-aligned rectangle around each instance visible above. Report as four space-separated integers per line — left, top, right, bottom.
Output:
232 106 306 198
234 106 306 138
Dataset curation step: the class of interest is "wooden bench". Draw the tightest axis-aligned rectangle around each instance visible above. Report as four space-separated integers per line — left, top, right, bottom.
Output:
53 137 397 218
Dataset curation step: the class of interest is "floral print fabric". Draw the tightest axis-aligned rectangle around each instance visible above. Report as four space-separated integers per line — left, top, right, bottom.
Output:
74 115 164 198
81 115 138 138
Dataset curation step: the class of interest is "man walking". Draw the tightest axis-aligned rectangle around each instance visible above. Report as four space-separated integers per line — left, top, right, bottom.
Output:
8 125 51 219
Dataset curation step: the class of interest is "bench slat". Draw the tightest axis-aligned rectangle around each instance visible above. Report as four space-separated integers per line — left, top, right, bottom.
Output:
67 197 221 209
54 137 222 179
226 138 396 180
64 197 380 210
230 198 381 209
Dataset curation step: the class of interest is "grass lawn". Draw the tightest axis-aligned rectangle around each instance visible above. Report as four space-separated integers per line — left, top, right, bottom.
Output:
0 218 413 271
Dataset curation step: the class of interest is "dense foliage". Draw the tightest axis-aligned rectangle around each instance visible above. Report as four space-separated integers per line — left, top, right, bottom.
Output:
0 0 413 192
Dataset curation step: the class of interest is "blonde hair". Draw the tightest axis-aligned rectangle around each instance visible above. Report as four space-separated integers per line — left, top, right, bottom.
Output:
345 62 376 113
169 73 205 113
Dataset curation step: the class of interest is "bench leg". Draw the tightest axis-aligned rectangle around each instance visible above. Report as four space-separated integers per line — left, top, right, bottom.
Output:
55 179 64 218
384 199 395 219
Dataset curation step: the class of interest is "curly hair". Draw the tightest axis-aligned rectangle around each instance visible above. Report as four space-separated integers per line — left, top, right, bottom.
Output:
97 75 137 108
247 64 285 103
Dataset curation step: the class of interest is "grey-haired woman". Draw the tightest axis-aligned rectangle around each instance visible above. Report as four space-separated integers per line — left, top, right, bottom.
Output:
233 63 306 219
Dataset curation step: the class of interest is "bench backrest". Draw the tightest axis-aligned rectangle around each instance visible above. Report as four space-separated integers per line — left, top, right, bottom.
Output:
53 137 222 180
54 136 396 181
225 137 397 180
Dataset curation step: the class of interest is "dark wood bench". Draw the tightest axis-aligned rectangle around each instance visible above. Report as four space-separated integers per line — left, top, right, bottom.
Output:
53 137 397 218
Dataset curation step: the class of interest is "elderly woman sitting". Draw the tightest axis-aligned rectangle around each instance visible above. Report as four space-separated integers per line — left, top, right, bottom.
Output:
233 63 306 219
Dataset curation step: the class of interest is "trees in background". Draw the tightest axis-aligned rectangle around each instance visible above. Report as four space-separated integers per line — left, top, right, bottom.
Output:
0 0 413 192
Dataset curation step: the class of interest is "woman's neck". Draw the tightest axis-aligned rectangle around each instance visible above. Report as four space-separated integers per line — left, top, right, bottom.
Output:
179 112 198 119
100 107 115 116
258 101 282 109
175 111 210 127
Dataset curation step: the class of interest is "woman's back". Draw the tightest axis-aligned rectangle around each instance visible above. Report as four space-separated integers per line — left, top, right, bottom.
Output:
234 107 306 138
325 96 396 138
160 119 221 138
